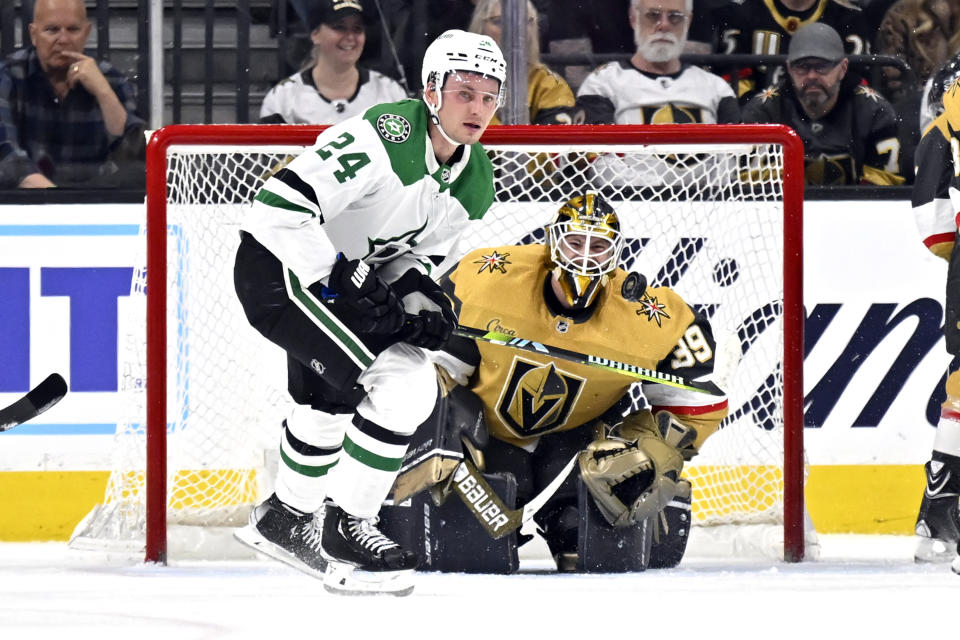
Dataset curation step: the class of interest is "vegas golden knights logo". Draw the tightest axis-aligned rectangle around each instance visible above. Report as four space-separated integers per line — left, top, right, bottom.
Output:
496 359 584 437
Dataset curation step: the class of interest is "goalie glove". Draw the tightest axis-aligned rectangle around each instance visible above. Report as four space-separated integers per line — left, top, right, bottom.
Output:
579 411 697 528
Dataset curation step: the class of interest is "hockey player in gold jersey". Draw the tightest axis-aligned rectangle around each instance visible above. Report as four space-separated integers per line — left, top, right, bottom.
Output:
385 192 729 572
910 77 960 574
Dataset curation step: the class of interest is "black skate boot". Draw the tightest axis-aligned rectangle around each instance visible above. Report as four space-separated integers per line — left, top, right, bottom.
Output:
233 493 327 577
914 459 960 563
320 503 418 596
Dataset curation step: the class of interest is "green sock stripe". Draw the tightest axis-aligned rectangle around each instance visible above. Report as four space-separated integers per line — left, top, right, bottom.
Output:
279 448 338 478
342 434 403 472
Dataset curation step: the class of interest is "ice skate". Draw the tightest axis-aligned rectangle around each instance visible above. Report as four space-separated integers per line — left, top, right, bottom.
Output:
320 503 418 596
233 493 327 578
913 462 960 563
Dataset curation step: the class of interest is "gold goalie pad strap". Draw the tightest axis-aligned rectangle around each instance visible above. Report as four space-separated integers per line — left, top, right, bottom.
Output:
448 460 522 539
390 450 463 504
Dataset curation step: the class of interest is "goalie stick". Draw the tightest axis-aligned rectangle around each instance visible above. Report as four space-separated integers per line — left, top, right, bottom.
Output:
453 325 723 395
0 373 68 432
443 453 579 539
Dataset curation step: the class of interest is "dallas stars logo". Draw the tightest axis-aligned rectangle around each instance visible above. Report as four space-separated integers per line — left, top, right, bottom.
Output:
376 113 411 143
636 294 670 327
364 221 427 262
474 251 511 274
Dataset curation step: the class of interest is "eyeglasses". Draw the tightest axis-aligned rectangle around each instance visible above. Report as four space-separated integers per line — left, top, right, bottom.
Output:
638 9 690 27
789 59 840 75
441 88 500 108
485 15 537 28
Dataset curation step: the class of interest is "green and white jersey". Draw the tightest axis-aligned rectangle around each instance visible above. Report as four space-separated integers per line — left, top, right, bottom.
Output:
241 99 495 286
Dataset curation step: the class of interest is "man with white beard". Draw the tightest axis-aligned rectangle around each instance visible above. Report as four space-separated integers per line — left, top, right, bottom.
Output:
575 0 740 125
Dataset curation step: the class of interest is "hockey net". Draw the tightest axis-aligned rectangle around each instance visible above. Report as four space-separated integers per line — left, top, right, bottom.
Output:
70 124 809 563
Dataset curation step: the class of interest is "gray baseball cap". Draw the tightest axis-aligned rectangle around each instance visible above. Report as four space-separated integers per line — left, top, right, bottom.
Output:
787 23 845 63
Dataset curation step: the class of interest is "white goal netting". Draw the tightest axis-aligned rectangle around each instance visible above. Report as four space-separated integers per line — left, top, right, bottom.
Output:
70 125 809 561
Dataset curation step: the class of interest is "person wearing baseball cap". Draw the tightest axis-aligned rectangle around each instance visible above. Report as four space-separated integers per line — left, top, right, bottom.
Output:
260 0 407 125
743 22 904 186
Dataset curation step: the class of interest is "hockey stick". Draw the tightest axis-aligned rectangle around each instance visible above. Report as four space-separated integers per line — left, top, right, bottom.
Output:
446 453 579 540
453 325 723 395
0 373 68 432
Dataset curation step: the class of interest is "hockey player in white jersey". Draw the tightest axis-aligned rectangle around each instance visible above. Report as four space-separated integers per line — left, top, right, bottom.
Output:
232 29 506 595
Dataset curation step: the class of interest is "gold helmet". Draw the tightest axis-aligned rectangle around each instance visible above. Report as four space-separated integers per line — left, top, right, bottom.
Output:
547 192 624 310
943 76 960 132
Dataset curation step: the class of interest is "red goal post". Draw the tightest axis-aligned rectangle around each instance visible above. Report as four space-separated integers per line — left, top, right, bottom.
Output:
138 123 804 565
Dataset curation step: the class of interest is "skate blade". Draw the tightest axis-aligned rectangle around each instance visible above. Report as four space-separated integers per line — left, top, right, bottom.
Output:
914 536 957 564
322 561 414 597
233 525 327 578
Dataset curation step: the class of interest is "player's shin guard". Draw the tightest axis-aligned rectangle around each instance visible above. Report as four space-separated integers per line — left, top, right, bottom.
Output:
325 415 415 518
274 408 349 514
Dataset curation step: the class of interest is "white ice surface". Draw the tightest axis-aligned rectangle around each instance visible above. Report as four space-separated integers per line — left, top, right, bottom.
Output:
0 535 956 640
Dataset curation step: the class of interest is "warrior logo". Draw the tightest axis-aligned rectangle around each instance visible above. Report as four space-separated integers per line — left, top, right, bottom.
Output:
376 113 411 143
497 358 583 437
474 250 511 274
310 359 326 375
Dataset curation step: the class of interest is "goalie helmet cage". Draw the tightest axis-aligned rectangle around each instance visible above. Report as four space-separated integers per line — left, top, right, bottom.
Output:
135 123 804 565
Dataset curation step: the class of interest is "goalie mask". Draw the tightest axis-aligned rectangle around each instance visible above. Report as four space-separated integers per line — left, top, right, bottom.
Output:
547 193 624 310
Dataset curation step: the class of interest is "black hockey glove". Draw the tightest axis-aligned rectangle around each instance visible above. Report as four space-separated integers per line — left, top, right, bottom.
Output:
391 268 458 350
400 310 454 350
322 254 404 335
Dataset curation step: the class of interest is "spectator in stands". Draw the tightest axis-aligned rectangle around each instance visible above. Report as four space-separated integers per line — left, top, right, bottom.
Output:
687 0 892 103
742 23 903 186
260 0 407 125
0 0 145 189
577 0 740 125
468 0 580 124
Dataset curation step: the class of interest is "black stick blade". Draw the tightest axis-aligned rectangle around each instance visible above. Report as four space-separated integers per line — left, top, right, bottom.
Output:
0 373 69 432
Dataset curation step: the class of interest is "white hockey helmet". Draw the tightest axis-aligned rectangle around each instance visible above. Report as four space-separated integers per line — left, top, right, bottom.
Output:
421 29 507 111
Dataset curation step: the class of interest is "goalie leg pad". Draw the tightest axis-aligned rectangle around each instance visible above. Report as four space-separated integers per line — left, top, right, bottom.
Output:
379 471 519 574
390 381 488 503
576 478 653 573
648 478 692 569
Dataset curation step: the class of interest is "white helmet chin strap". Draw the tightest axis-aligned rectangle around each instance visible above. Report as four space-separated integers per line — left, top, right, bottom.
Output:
425 76 463 148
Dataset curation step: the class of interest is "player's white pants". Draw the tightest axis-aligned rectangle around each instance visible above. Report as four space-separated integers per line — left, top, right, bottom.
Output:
277 343 438 517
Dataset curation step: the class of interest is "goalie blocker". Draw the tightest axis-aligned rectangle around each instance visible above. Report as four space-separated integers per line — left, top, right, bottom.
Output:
377 386 692 572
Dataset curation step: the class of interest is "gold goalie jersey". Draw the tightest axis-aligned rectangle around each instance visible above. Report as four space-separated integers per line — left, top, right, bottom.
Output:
444 244 729 448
